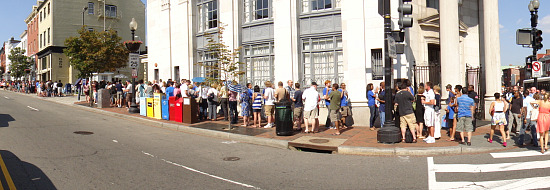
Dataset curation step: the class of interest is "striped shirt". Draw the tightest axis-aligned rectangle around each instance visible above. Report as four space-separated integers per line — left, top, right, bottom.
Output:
252 93 263 110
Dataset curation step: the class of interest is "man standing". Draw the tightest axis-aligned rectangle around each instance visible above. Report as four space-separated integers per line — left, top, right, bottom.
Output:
323 80 334 129
302 82 320 133
509 90 523 139
291 83 303 131
340 83 351 128
115 81 124 108
395 82 417 143
456 88 476 146
328 84 342 135
422 82 436 143
520 90 538 147
377 82 386 127
57 80 63 97
445 84 455 105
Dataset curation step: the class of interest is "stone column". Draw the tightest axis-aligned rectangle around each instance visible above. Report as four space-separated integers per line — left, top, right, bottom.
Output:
482 0 501 97
440 0 461 100
273 0 298 82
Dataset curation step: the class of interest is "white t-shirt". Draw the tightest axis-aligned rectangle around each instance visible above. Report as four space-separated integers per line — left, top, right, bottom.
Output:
423 89 435 110
264 87 275 105
207 88 219 101
302 87 320 111
181 84 189 97
523 96 535 119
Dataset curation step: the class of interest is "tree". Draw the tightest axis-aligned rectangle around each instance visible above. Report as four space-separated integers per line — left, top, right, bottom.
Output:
8 47 32 79
64 27 128 79
195 23 245 86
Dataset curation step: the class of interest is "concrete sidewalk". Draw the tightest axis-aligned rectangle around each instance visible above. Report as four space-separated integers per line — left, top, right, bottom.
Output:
7 91 523 156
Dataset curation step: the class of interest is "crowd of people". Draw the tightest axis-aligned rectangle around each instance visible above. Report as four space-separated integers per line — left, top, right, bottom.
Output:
0 79 71 97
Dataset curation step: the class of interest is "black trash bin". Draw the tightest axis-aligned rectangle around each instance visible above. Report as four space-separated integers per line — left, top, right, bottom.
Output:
275 100 293 136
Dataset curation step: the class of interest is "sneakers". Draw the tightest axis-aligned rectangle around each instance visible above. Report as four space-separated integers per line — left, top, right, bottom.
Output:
264 123 274 128
425 136 436 143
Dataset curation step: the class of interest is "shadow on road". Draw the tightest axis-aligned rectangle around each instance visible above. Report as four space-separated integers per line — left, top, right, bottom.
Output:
0 114 15 127
0 150 57 190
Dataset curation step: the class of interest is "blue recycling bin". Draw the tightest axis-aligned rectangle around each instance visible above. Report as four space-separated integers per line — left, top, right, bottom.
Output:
161 98 170 120
140 97 147 116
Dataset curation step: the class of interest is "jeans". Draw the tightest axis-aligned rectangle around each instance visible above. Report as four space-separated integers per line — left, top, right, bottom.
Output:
519 118 538 146
199 100 208 120
229 101 238 124
508 113 521 134
220 98 229 120
380 111 385 127
369 105 377 128
208 101 218 120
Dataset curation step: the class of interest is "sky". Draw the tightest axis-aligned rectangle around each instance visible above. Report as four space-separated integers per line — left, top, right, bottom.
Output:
0 0 543 67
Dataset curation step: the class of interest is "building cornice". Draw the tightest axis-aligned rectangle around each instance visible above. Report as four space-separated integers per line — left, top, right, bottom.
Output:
36 46 65 59
24 6 38 24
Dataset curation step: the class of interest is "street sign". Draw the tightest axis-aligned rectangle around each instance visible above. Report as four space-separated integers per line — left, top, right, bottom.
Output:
132 69 138 79
533 61 542 78
128 53 140 69
387 36 397 58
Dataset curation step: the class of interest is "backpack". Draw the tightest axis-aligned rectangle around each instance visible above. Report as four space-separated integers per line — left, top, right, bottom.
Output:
208 93 215 101
110 86 117 94
405 128 414 143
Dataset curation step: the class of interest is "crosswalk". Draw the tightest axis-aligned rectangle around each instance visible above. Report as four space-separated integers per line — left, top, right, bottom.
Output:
428 150 550 190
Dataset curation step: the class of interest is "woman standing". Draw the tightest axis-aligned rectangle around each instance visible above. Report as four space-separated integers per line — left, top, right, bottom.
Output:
240 90 251 127
532 93 550 153
415 86 426 139
252 86 263 128
446 96 458 141
489 93 508 147
207 83 220 121
367 83 377 130
433 85 442 139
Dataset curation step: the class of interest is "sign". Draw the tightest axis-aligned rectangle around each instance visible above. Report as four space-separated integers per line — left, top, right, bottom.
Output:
132 69 138 79
533 61 542 78
128 53 140 69
387 36 397 58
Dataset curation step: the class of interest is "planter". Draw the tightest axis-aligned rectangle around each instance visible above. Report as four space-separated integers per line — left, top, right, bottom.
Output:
125 43 141 52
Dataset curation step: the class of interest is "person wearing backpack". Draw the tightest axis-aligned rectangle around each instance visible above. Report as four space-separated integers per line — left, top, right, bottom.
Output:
207 83 220 121
395 82 418 143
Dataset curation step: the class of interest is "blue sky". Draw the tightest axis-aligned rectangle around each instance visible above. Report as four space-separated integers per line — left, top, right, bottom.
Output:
0 0 543 67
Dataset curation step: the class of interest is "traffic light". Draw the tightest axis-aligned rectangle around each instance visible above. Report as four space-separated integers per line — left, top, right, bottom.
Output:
398 0 413 29
534 29 543 50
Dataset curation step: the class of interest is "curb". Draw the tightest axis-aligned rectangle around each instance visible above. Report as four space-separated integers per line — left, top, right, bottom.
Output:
6 91 510 156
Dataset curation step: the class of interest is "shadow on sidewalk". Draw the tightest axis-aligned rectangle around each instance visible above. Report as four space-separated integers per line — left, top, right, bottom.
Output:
0 150 57 190
0 114 15 127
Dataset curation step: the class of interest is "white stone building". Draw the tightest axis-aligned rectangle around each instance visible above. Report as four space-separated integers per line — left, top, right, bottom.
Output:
3 37 22 81
147 0 501 126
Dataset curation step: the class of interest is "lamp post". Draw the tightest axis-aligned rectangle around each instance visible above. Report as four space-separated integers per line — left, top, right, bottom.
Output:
128 18 140 113
82 7 88 26
529 0 540 89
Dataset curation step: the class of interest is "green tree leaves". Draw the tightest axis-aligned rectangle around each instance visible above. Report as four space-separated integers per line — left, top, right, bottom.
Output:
7 47 32 79
64 27 128 79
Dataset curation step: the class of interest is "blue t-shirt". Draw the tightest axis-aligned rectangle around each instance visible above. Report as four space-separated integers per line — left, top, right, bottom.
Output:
457 96 475 118
367 90 376 107
165 86 175 97
409 86 415 96
338 89 350 107
248 88 254 99
448 102 456 119
323 87 332 106
379 90 385 112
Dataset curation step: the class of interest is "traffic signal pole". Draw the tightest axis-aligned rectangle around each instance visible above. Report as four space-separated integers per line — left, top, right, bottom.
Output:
383 0 393 127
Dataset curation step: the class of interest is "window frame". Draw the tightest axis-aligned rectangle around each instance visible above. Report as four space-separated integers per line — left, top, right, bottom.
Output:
197 0 218 32
105 4 117 18
243 0 272 23
371 49 383 80
88 2 95 15
195 50 220 80
300 35 343 86
301 0 341 13
243 42 275 88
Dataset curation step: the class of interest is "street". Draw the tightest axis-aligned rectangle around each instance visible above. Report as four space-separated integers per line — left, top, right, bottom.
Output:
1 90 550 189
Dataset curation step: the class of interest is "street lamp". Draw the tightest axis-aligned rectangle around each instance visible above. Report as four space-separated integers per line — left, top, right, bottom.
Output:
128 18 140 113
81 7 88 26
529 0 540 88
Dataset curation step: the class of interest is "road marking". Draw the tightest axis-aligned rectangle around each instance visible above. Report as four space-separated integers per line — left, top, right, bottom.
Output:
431 159 550 173
112 140 118 143
142 151 260 189
4 97 9 99
221 141 238 144
430 176 550 190
491 150 549 158
27 106 39 111
0 154 16 190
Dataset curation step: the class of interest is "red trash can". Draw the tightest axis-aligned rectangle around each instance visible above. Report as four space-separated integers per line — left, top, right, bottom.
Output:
169 97 177 122
172 97 183 122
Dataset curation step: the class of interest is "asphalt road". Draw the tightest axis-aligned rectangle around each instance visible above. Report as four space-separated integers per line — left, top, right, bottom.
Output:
1 90 550 190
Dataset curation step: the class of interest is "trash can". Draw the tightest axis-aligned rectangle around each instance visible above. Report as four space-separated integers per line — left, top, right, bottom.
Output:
146 98 154 118
161 98 170 120
169 97 183 122
275 100 293 136
140 97 147 116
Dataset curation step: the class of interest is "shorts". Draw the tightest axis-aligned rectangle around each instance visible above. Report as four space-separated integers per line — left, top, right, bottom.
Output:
253 109 261 113
457 117 474 132
117 91 123 101
264 105 275 116
341 106 351 117
126 93 133 102
491 112 507 126
424 109 436 127
304 108 319 120
329 108 341 121
400 113 418 130
293 107 303 119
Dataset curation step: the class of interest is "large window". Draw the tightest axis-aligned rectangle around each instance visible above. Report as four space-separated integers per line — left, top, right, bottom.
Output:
371 49 383 80
301 0 341 13
427 0 439 10
88 2 95 15
195 51 219 80
244 43 274 87
105 5 117 18
198 0 218 32
301 36 343 85
243 0 271 23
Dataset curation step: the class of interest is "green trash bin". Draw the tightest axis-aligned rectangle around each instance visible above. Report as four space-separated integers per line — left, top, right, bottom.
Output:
275 100 293 136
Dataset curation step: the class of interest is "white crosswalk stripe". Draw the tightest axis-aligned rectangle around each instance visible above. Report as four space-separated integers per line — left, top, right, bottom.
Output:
428 151 550 190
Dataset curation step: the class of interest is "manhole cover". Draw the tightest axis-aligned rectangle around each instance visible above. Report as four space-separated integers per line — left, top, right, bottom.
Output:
309 139 330 144
223 157 240 161
74 131 94 135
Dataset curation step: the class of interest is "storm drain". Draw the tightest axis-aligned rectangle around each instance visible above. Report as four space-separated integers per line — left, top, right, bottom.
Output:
223 157 240 161
74 131 94 135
